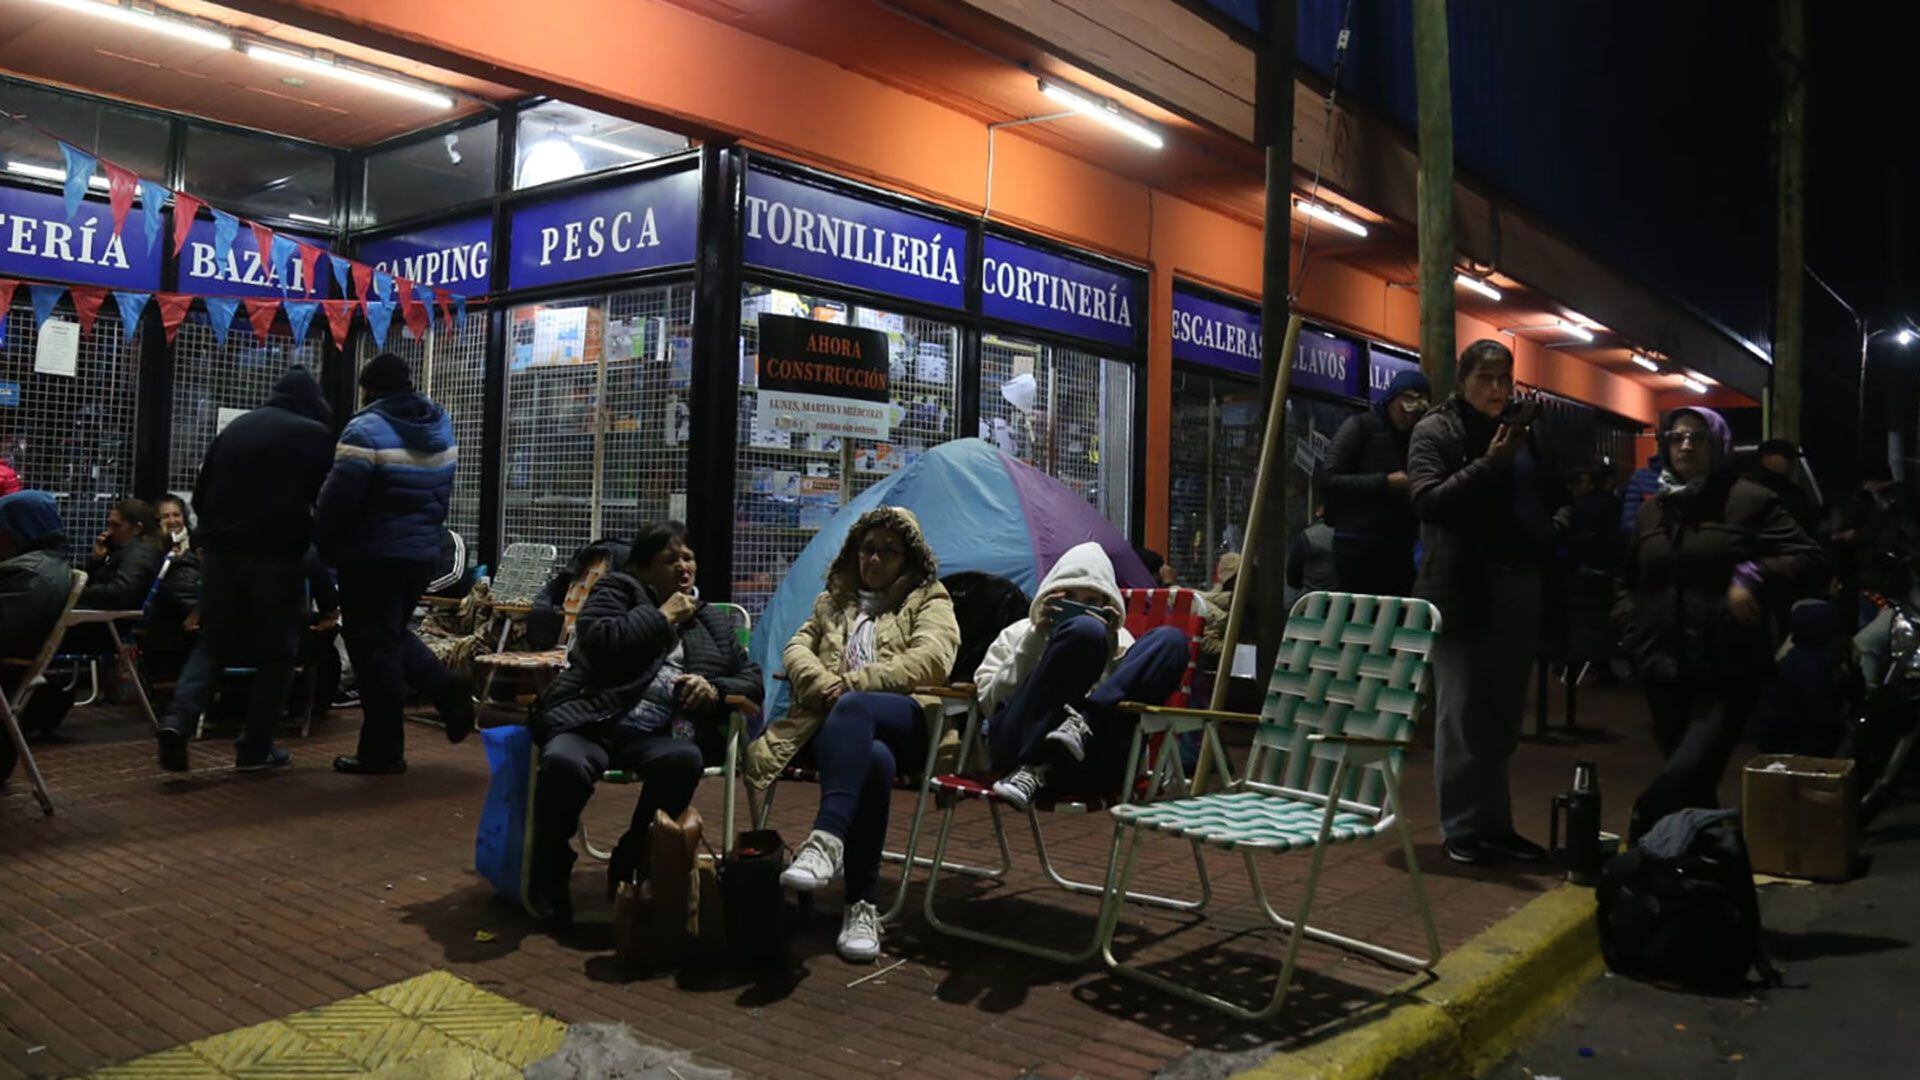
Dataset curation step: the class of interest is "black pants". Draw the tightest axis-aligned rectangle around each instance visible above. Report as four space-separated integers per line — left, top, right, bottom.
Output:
531 728 704 880
1634 682 1758 837
1334 535 1416 598
179 551 307 756
337 560 452 763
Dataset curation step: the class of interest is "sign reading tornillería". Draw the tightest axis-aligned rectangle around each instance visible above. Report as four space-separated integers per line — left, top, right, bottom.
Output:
755 314 892 440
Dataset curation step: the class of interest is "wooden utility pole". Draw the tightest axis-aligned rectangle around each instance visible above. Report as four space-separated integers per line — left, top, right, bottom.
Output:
1252 0 1297 685
1772 0 1807 441
1412 0 1456 396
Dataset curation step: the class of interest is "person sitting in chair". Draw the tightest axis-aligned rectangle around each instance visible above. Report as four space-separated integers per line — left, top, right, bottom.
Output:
528 521 762 931
974 542 1190 811
1 491 70 786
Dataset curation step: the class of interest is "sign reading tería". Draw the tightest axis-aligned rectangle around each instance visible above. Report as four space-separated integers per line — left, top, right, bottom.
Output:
755 314 892 440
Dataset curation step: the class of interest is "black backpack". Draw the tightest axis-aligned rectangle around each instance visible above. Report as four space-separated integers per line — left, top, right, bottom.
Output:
1596 810 1777 992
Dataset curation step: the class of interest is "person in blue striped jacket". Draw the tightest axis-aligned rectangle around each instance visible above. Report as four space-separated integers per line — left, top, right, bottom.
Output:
316 353 473 774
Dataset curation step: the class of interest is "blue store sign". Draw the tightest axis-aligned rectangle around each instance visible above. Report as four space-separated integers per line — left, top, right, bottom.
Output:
743 169 966 310
177 219 329 299
0 183 163 291
980 236 1142 350
1172 287 1260 377
1292 328 1364 398
507 168 699 291
359 213 491 295
1369 347 1422 403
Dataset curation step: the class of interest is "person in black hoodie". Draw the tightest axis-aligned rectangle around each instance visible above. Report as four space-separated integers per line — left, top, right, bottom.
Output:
1321 369 1430 596
1 491 71 785
156 366 334 773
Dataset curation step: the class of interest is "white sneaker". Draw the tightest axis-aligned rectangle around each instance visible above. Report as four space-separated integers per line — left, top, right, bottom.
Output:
1044 707 1093 762
991 764 1049 811
780 829 844 892
838 899 882 963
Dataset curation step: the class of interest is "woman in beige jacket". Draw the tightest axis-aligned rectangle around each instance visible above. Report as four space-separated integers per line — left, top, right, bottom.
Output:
751 506 958 962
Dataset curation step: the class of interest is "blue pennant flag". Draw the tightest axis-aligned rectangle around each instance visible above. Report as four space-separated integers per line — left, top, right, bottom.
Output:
203 296 239 346
363 300 396 349
30 284 65 329
113 291 151 341
210 209 240 267
269 233 299 291
57 143 97 222
329 254 352 298
372 271 394 303
283 300 319 347
452 294 467 331
136 181 169 256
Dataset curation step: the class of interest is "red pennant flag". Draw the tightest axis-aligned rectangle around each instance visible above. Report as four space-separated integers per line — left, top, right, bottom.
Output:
296 243 323 297
350 261 374 301
251 221 275 266
395 278 414 308
68 286 108 339
401 294 431 340
435 289 454 332
0 278 19 316
155 293 193 344
321 300 356 349
245 298 281 341
171 193 202 256
103 164 138 237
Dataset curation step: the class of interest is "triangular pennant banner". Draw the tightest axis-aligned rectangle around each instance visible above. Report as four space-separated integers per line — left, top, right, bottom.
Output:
156 293 193 345
69 286 107 339
452 294 467 331
210 209 240 267
372 271 394 303
395 278 414 308
363 299 396 349
0 279 19 348
203 295 239 346
251 221 276 269
329 254 352 297
321 300 356 349
283 300 319 347
137 181 168 256
30 284 65 329
103 163 137 237
114 291 150 341
246 298 281 341
270 233 298 292
297 244 324 298
57 142 97 222
435 289 454 333
401 294 431 340
171 192 203 257
350 261 373 301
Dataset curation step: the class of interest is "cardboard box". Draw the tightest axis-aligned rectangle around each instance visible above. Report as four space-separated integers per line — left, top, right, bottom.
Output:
1741 754 1858 881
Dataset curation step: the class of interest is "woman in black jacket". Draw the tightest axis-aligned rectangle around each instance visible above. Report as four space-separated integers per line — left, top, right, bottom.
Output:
1321 368 1430 596
527 521 762 930
80 498 164 613
1617 407 1826 838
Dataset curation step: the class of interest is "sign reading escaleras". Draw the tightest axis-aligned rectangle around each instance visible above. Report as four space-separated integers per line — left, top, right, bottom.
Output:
755 313 891 440
0 183 163 291
1170 285 1366 397
358 213 492 296
506 168 699 291
980 236 1142 350
743 169 966 311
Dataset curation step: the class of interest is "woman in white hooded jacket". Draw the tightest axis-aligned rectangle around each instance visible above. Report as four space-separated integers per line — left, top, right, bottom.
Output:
974 542 1189 809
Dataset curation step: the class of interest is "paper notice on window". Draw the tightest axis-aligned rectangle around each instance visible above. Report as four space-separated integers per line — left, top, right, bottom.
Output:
216 407 247 434
1231 644 1258 679
33 318 79 377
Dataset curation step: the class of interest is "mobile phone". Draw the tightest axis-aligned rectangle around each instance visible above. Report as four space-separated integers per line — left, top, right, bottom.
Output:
1508 398 1541 429
1047 597 1108 622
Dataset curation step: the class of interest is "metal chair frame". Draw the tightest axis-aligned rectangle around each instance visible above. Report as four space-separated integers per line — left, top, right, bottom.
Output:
1 570 88 815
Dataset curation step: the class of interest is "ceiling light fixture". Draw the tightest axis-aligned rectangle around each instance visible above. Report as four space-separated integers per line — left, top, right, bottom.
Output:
1630 354 1660 372
33 0 233 50
288 212 331 226
6 160 107 190
245 45 453 109
1455 273 1503 301
517 135 586 188
1293 198 1369 237
1558 320 1595 343
571 134 651 161
1566 309 1604 330
1036 78 1164 150
1681 375 1709 394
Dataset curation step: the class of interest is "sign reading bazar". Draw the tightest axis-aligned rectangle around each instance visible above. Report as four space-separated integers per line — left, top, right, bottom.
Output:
0 184 162 291
358 213 491 295
755 313 892 440
743 169 965 310
980 236 1142 349
177 220 328 299
506 167 698 291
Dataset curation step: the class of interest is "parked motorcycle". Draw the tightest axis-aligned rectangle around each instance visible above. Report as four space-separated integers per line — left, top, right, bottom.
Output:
1842 578 1920 825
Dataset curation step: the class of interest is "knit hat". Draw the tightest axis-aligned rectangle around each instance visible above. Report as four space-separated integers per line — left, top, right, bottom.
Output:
0 490 65 546
358 352 412 397
1380 369 1431 411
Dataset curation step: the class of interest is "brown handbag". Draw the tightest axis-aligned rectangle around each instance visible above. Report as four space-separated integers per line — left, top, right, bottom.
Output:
614 806 724 970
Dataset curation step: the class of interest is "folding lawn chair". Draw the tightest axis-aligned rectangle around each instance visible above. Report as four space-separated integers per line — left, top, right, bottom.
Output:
471 550 603 721
1097 591 1444 1021
1 570 89 815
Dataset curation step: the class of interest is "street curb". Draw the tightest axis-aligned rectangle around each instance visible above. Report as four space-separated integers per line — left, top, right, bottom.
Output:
1238 884 1603 1080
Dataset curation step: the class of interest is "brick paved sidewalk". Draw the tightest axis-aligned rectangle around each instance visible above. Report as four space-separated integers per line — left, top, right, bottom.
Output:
2 679 1667 1079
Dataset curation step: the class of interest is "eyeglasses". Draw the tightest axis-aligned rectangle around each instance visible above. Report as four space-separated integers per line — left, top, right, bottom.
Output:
860 543 906 559
1663 431 1711 447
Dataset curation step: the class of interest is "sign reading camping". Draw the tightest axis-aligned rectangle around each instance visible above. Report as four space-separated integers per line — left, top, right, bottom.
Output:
755 314 891 440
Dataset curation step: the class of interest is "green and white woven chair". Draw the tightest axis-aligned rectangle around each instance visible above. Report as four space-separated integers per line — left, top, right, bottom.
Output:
1096 591 1444 1022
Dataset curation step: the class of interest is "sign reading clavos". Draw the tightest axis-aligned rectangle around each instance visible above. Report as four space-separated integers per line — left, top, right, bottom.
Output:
1172 288 1260 377
754 313 892 440
0 183 162 290
358 213 491 295
1369 348 1422 403
506 167 698 291
743 169 966 310
177 220 329 299
980 236 1143 350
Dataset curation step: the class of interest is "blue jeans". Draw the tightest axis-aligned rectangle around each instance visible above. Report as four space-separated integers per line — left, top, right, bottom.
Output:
987 617 1190 791
809 692 928 904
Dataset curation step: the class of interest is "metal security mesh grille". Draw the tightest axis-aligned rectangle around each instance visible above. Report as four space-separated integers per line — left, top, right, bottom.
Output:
0 305 139 553
358 315 489 551
1168 369 1262 587
502 282 693 561
169 317 324 497
733 284 961 616
978 334 1134 531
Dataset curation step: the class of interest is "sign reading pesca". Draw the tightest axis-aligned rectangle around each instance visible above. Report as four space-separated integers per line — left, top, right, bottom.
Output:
743 169 966 310
980 235 1142 350
506 168 698 290
755 313 892 440
0 183 162 291
359 213 492 295
177 220 329 299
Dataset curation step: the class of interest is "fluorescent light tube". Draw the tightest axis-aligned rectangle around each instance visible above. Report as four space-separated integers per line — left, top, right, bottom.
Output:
1037 79 1164 149
7 160 107 189
1456 273 1502 301
1681 376 1709 394
1630 354 1660 372
33 0 232 50
288 212 331 226
571 134 653 160
1559 320 1595 343
1293 198 1369 237
246 46 454 109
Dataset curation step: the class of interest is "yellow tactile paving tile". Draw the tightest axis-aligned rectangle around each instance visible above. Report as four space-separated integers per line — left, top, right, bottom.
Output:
82 972 567 1080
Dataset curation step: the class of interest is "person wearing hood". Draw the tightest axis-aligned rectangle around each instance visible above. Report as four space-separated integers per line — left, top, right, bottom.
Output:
317 353 471 775
972 542 1189 811
152 366 335 773
1409 339 1569 866
1 490 70 785
1616 406 1826 838
759 506 959 963
1322 369 1430 596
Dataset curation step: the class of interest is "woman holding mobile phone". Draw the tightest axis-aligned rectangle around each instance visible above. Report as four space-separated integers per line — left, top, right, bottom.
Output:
527 521 763 931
